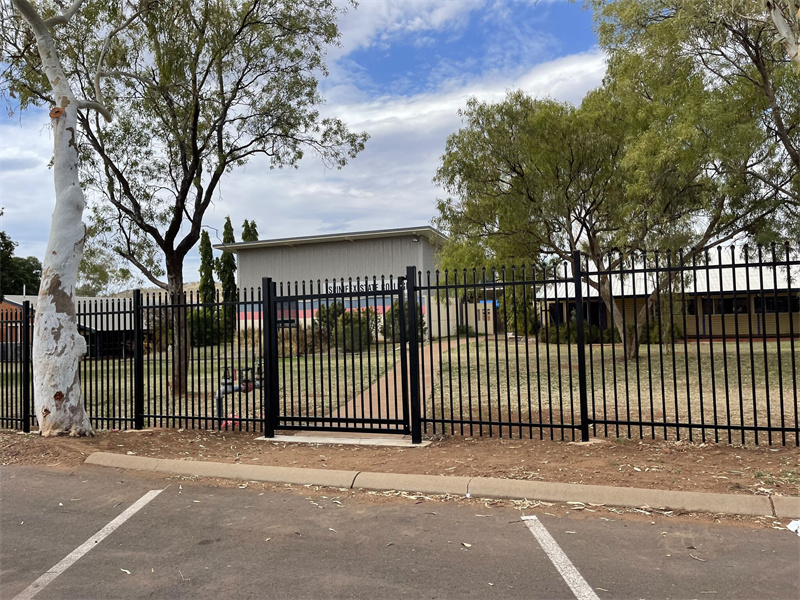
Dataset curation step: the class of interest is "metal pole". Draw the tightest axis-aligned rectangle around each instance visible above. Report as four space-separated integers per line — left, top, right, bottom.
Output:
572 251 590 442
133 290 144 430
397 277 410 435
406 266 422 444
21 301 31 433
262 278 279 437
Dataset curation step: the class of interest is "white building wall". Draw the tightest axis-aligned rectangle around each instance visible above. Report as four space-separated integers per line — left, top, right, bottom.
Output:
237 236 436 290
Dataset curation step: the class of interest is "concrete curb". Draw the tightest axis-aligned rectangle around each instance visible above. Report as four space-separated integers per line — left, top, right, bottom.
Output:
84 452 795 519
467 478 774 517
353 472 471 496
85 453 359 488
772 495 800 519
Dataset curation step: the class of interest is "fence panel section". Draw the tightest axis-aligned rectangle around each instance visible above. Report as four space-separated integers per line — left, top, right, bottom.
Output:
577 244 799 446
0 302 32 431
417 243 799 445
137 289 265 431
1 243 797 446
270 276 409 434
418 264 583 440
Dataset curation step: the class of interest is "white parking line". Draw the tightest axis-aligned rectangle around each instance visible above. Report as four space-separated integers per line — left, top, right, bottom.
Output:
13 489 164 600
522 515 600 600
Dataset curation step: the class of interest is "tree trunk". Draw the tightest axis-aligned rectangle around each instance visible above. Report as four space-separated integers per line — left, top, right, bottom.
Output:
595 274 641 361
17 2 94 436
166 259 189 399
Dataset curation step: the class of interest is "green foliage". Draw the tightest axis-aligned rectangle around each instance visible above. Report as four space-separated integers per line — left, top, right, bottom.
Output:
591 0 799 240
0 231 41 299
189 307 233 347
636 322 684 344
198 230 216 304
434 90 632 271
315 301 345 335
335 309 377 353
241 220 259 242
215 217 237 304
2 0 367 296
456 324 476 337
380 299 427 342
498 291 538 336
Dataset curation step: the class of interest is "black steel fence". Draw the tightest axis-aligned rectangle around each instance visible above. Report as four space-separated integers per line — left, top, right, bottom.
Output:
416 245 798 446
1 244 798 445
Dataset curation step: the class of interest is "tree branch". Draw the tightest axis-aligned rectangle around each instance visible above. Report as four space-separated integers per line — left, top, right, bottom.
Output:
77 99 111 121
93 1 154 119
42 0 84 27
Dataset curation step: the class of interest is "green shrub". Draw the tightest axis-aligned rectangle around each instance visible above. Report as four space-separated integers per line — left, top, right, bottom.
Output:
456 324 476 337
498 294 539 336
335 309 377 353
315 301 345 335
381 299 427 342
539 323 575 344
189 307 233 346
636 322 684 344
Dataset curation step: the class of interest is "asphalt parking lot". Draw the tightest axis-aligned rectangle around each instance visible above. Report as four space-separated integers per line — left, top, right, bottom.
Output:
2 466 798 599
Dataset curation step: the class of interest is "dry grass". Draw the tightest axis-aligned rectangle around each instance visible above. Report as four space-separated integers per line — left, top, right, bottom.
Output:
427 337 799 444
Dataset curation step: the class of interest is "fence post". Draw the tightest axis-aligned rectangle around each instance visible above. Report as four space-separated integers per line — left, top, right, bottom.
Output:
133 290 144 430
572 251 590 442
21 301 31 433
262 278 279 437
406 266 422 444
397 277 410 434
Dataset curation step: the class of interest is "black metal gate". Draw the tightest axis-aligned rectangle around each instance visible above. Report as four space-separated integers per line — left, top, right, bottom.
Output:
261 267 422 441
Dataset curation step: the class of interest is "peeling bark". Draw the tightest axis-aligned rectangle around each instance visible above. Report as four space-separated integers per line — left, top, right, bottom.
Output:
14 0 94 436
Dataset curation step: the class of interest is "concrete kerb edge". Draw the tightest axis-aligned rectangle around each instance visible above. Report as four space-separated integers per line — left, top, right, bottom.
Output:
83 452 788 518
771 495 800 519
84 452 161 472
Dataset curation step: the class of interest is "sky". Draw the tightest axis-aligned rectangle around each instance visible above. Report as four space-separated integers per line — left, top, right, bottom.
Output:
0 0 605 287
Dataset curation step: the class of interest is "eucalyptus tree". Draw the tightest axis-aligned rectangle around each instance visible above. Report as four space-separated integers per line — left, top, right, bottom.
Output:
1 0 153 435
765 0 799 68
3 0 366 398
436 90 677 356
434 87 780 357
593 0 800 237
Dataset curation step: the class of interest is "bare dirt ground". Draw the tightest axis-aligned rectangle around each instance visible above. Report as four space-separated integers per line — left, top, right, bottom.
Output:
2 428 798 498
3 428 799 531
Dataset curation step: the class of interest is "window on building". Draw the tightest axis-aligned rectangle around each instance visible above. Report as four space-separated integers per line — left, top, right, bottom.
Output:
756 295 800 313
701 297 749 315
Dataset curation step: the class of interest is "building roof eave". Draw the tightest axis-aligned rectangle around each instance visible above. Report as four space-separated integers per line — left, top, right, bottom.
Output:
213 225 448 253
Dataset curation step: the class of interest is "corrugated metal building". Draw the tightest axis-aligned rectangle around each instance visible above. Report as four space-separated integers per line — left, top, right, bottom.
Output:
215 226 447 289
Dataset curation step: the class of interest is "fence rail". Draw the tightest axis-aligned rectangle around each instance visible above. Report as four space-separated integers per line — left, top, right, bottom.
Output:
1 243 798 445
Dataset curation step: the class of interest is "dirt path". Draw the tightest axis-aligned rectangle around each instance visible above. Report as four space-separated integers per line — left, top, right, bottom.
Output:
322 338 465 429
2 428 798 502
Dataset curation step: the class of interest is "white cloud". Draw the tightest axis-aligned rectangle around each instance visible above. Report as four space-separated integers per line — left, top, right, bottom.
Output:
332 0 485 58
1 26 605 285
206 49 607 257
0 112 56 262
